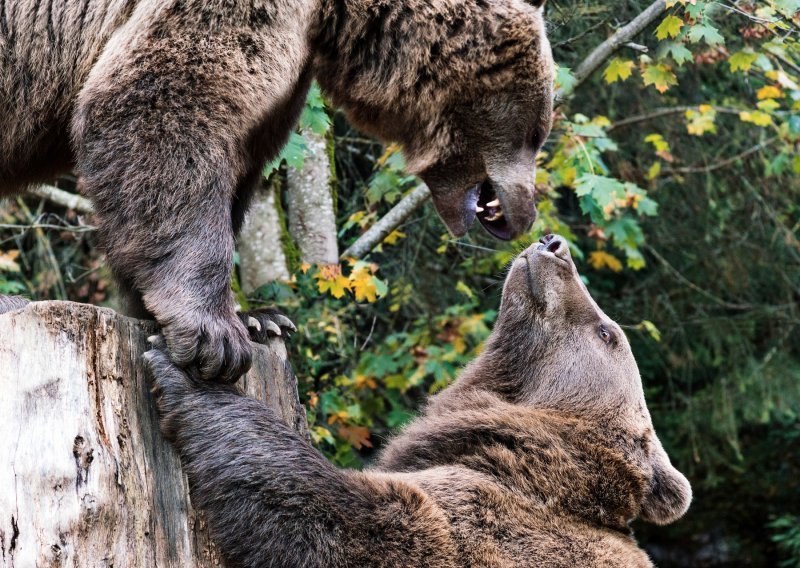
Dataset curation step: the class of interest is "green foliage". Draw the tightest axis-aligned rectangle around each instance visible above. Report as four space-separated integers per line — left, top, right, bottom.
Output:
770 515 800 567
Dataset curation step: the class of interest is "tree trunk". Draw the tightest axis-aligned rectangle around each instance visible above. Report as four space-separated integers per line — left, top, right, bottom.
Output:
286 128 339 265
0 300 307 567
238 179 292 294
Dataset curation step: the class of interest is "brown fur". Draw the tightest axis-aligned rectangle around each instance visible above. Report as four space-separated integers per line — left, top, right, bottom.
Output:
146 234 691 568
1 0 554 382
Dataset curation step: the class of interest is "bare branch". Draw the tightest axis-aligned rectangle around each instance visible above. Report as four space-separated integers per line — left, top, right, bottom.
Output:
555 0 667 99
26 184 94 215
608 105 743 131
663 137 779 175
341 184 431 259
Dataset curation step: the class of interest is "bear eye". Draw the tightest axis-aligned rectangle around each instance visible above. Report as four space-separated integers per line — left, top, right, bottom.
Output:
598 324 613 345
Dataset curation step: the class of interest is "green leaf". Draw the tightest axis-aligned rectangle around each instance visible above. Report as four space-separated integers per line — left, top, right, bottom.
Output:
555 66 578 94
263 131 308 176
772 0 800 18
656 15 684 40
729 51 758 73
688 24 724 46
660 42 693 66
603 58 635 83
642 64 678 93
636 196 659 216
299 83 331 135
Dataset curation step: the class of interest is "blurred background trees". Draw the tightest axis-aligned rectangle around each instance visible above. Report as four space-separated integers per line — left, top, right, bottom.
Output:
1 0 798 565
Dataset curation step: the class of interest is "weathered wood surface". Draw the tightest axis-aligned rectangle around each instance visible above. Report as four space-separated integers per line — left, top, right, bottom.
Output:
0 301 307 567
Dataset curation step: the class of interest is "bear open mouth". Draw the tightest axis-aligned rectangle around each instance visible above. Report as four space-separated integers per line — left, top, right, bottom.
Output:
475 180 513 240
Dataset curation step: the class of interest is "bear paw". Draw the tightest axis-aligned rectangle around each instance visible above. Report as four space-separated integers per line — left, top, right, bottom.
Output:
161 308 253 384
238 307 297 345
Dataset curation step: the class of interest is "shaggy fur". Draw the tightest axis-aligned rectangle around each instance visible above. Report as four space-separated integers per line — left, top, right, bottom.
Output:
146 234 691 568
0 0 554 382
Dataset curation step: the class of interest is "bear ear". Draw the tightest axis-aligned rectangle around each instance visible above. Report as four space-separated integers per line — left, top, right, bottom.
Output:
640 440 692 525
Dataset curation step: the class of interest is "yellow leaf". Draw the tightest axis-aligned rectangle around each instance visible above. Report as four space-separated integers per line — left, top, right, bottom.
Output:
656 15 684 40
300 262 312 274
644 133 670 153
314 264 351 299
757 99 780 112
352 373 377 390
739 110 773 127
349 263 380 302
685 106 717 136
647 161 662 180
382 229 406 246
588 251 623 272
603 58 635 84
757 85 783 100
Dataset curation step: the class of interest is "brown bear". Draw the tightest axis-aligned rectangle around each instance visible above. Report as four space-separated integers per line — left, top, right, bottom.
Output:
145 233 692 568
0 0 554 382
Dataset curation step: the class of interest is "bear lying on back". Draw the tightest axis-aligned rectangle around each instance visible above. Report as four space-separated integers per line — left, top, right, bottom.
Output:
145 234 691 568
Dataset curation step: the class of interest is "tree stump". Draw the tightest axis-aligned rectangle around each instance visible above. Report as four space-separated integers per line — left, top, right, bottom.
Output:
0 301 307 567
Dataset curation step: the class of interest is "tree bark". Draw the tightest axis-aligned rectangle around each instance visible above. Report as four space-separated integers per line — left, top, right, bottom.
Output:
286 128 339 265
0 300 306 567
238 179 292 294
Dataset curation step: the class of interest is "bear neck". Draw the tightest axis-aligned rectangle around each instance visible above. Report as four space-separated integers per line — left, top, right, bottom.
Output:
310 0 496 139
378 388 649 533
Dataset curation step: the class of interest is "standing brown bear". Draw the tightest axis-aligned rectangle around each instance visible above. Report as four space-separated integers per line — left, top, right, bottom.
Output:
146 234 692 568
0 0 554 382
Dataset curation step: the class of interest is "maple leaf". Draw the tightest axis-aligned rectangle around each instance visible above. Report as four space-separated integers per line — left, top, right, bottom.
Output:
315 264 351 299
757 85 783 100
688 24 724 46
739 111 773 127
729 51 758 73
588 251 623 273
656 15 684 40
643 64 678 93
349 262 385 303
603 58 635 83
338 425 373 450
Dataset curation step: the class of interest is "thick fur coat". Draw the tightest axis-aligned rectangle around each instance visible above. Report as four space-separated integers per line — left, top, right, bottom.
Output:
146 234 691 568
1 0 554 382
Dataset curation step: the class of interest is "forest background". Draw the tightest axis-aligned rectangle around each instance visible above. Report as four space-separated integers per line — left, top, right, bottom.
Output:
1 0 798 565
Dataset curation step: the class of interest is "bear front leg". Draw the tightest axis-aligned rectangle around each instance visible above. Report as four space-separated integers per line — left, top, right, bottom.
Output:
76 109 253 382
73 11 313 382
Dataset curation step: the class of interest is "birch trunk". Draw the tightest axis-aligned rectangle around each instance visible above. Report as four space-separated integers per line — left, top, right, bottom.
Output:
238 179 291 294
0 300 306 567
286 128 339 265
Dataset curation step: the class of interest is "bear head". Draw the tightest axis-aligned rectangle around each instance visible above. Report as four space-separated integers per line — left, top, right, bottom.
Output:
313 0 554 241
469 234 692 525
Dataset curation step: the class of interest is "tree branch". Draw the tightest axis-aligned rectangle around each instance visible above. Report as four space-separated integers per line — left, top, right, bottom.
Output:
341 184 431 259
26 184 94 215
555 0 667 99
608 105 743 131
663 137 779 175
